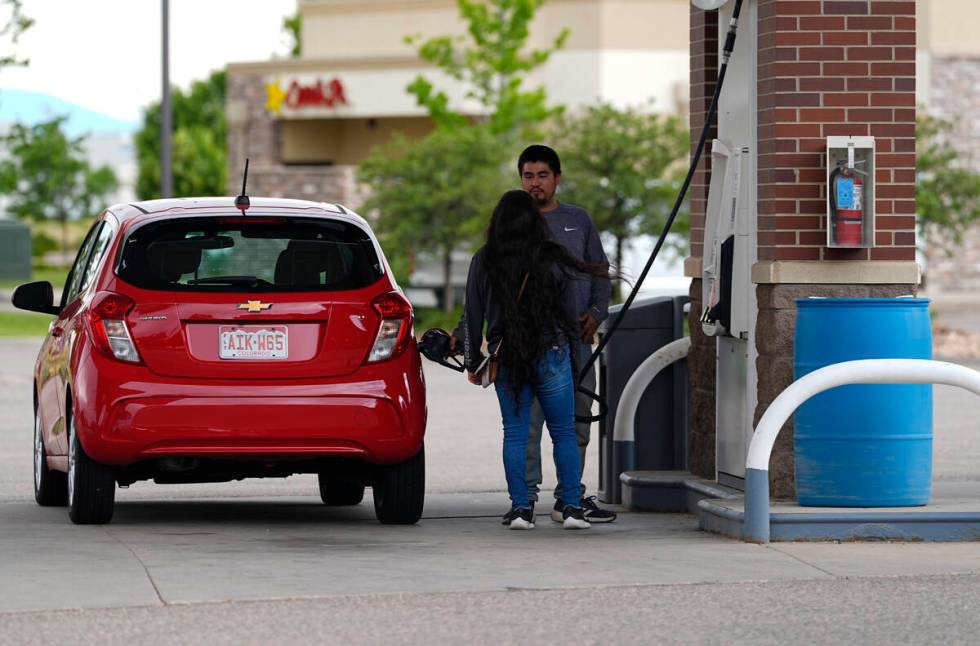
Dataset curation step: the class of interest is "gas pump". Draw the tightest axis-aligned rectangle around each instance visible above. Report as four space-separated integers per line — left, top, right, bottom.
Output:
700 141 751 340
699 137 756 488
699 0 758 489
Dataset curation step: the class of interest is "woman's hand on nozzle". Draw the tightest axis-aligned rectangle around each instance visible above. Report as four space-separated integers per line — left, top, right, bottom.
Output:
449 333 462 356
466 371 481 386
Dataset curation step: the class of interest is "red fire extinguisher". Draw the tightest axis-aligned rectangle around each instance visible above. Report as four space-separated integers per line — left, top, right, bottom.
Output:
829 162 863 246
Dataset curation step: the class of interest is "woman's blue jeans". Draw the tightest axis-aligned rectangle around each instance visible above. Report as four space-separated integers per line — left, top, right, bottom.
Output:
494 345 582 510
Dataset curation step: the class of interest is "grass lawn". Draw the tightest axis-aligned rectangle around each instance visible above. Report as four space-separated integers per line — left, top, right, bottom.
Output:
0 312 54 337
0 266 69 291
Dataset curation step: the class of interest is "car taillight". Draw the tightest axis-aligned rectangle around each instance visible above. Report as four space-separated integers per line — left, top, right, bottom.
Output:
87 292 141 364
366 292 413 363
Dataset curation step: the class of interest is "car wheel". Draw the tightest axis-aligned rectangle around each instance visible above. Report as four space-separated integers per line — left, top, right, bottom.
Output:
373 446 424 525
318 475 365 506
67 413 115 525
34 408 67 506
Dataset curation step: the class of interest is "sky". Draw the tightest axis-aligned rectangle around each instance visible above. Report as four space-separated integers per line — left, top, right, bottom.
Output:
0 0 298 122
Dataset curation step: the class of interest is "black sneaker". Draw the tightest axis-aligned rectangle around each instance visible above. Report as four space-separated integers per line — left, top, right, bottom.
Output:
508 507 535 530
502 502 534 526
581 495 617 523
561 505 591 530
550 499 564 523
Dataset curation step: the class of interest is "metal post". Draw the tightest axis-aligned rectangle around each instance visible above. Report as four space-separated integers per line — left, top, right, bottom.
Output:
160 0 173 198
611 337 691 500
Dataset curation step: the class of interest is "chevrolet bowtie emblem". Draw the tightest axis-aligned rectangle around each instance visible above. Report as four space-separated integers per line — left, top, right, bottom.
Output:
238 300 272 313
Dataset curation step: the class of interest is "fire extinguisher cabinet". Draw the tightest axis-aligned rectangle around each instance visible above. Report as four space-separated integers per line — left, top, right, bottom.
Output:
794 297 933 507
826 136 875 248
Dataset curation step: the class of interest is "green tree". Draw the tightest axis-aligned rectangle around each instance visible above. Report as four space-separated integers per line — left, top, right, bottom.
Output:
554 103 689 300
1 0 33 70
361 0 564 310
358 126 508 312
916 112 980 269
405 0 568 135
282 10 301 58
135 70 227 199
0 117 117 257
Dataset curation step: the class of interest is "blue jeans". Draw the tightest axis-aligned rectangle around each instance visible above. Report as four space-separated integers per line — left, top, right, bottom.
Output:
526 339 594 502
494 345 582 510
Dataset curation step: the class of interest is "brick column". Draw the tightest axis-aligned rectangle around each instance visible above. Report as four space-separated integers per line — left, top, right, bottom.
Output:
686 5 719 479
754 0 918 497
756 0 916 265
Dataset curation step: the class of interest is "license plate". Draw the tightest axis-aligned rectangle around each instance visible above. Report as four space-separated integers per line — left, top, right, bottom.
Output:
218 325 288 360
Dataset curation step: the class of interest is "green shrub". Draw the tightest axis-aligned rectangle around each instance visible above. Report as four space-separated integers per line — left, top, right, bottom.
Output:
413 305 464 337
31 230 58 258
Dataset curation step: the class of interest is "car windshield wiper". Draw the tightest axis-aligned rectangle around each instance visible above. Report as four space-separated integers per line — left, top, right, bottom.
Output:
186 276 261 286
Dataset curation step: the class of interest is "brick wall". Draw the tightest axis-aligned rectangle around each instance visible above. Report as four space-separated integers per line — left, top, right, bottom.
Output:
686 5 719 479
757 0 917 263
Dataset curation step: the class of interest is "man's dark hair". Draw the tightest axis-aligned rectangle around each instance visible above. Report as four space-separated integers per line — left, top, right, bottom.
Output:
518 145 561 176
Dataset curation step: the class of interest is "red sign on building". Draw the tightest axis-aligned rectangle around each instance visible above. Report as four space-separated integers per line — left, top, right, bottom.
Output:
285 78 348 110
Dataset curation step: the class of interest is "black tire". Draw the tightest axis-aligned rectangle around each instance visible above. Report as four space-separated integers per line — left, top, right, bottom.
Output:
34 407 67 507
317 475 365 506
373 446 425 525
67 412 115 525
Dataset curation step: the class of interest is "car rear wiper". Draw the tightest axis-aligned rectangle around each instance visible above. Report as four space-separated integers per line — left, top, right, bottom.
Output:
186 276 261 286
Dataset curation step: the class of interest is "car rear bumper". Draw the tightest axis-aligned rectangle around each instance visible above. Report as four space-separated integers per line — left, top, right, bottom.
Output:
71 344 426 466
99 394 413 463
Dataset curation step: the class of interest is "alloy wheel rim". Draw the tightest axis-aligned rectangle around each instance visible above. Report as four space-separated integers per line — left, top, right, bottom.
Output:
67 418 75 506
33 413 43 492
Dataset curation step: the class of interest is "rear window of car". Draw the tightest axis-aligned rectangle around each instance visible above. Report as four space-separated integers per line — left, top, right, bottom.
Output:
117 216 384 292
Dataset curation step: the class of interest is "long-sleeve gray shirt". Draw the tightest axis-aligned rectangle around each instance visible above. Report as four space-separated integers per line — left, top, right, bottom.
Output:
541 202 611 322
462 247 578 373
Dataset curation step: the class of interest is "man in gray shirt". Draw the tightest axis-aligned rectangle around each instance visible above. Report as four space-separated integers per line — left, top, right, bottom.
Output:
517 144 616 524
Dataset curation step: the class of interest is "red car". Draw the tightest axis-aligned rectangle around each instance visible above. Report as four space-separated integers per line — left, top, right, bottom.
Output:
15 198 426 525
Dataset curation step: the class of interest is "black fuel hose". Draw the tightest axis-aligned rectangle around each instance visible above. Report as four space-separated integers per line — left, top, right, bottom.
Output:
576 0 744 423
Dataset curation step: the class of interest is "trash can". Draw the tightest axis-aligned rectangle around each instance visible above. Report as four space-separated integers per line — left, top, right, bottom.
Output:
597 295 689 504
794 297 933 507
0 219 31 281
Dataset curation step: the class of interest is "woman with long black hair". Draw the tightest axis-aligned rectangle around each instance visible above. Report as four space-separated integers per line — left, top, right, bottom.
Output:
463 189 609 530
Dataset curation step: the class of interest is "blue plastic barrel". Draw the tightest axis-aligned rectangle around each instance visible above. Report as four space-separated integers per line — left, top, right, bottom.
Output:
794 298 932 507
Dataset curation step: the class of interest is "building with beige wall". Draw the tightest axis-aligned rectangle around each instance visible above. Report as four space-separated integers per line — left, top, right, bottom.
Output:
225 0 690 206
917 0 980 292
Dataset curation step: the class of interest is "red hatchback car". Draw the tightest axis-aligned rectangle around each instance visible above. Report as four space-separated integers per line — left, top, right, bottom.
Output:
15 198 426 525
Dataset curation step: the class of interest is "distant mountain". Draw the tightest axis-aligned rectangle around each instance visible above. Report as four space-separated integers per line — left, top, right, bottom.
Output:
0 88 138 136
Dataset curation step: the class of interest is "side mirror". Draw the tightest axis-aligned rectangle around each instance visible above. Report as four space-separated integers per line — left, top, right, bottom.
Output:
12 281 62 316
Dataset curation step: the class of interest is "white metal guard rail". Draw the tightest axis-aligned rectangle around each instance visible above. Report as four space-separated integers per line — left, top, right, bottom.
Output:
744 358 980 543
612 337 691 474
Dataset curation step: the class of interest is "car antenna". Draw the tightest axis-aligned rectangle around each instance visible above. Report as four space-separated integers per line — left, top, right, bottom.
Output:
234 158 250 214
